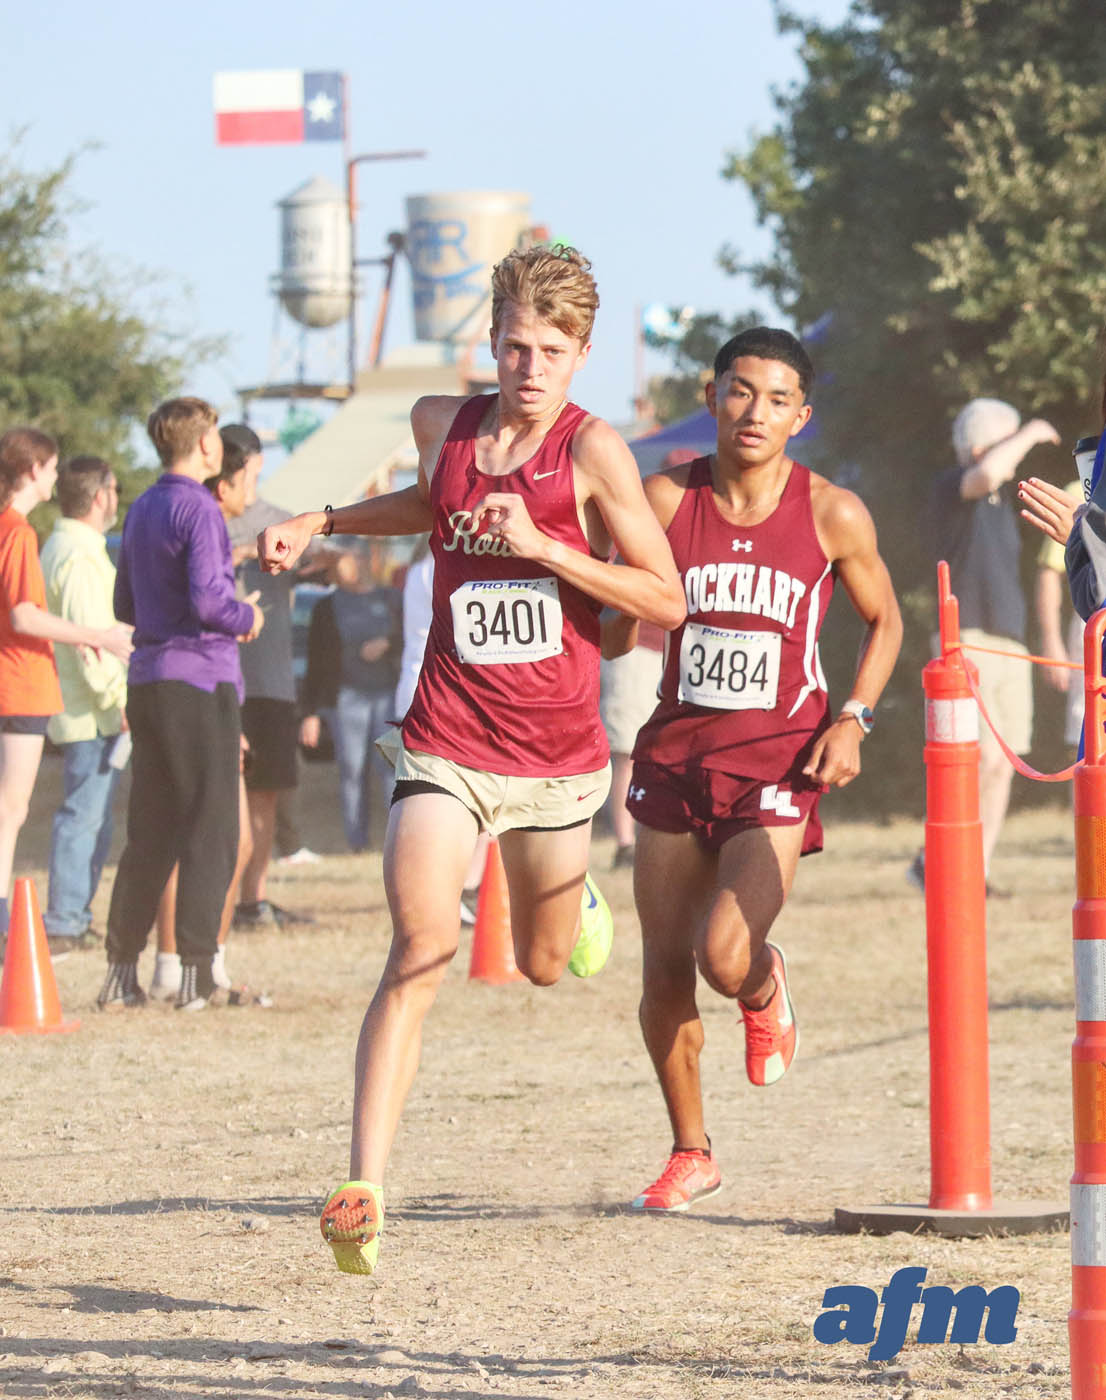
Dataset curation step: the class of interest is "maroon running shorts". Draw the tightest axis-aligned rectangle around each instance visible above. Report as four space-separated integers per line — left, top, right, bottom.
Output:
627 758 823 855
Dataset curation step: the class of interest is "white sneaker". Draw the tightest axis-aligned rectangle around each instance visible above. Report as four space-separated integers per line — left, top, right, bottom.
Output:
149 951 181 1001
277 847 321 866
211 947 232 991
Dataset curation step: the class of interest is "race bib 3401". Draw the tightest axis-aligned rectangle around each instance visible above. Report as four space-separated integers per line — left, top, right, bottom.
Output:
450 578 564 665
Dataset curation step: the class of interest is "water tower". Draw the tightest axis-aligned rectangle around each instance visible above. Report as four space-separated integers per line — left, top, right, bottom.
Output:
273 175 351 329
239 182 538 426
404 191 532 345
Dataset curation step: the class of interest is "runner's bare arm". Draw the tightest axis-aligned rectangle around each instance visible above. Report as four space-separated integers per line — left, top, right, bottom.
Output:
472 421 685 628
961 419 1059 500
803 486 903 788
256 395 460 573
257 481 431 574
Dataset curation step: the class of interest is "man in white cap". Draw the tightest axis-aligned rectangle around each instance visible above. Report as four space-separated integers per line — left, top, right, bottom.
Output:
909 398 1059 894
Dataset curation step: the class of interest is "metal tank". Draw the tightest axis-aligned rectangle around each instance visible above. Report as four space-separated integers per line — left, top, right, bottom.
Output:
405 191 531 343
274 176 352 329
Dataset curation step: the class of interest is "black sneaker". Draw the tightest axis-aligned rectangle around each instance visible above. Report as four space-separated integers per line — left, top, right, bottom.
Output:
611 844 635 871
96 963 147 1010
175 961 222 1012
233 899 313 930
47 930 102 960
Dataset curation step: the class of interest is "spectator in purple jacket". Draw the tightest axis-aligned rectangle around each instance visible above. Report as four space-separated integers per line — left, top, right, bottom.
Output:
97 398 263 1012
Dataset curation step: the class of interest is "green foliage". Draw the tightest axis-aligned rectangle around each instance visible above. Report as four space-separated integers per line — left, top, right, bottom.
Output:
726 0 1106 505
0 141 225 529
714 0 1106 814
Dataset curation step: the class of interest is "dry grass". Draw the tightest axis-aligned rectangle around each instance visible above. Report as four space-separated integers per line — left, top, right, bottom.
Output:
0 754 1079 1397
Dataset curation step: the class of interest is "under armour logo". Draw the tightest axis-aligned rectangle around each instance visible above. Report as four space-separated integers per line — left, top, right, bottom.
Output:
628 785 646 802
760 784 801 817
732 539 753 553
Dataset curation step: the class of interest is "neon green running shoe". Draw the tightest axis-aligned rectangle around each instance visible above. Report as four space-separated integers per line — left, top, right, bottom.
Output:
320 1181 384 1275
568 873 613 977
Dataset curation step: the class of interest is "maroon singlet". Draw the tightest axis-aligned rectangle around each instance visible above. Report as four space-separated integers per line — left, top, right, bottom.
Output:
633 457 834 780
402 395 609 777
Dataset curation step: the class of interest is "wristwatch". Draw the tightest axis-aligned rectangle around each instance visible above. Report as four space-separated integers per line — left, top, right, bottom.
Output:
839 700 874 735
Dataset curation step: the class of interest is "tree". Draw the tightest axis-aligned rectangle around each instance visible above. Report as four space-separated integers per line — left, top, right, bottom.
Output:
716 0 1106 807
0 142 224 519
726 0 1106 508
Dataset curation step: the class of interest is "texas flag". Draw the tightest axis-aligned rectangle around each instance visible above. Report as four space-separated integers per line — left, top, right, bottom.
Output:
213 70 344 145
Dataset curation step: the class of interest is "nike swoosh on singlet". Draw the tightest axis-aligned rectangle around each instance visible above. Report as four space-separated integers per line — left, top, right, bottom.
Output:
532 468 559 480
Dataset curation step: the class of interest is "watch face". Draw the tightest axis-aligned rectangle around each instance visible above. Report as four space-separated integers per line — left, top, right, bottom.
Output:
858 707 874 733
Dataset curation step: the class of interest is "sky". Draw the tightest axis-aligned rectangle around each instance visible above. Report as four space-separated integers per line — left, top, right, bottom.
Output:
7 0 851 459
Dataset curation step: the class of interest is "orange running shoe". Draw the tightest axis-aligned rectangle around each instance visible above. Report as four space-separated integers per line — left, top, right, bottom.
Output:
320 1182 384 1275
740 942 798 1087
631 1148 721 1213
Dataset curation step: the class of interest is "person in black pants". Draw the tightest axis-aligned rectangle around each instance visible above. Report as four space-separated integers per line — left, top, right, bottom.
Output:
96 398 262 1011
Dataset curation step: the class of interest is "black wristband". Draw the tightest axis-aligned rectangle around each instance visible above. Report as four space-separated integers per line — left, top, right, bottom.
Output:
322 504 335 537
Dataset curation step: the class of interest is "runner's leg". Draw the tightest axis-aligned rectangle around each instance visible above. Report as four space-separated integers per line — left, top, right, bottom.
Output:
498 821 594 984
698 822 807 1004
348 792 479 1183
635 824 717 1150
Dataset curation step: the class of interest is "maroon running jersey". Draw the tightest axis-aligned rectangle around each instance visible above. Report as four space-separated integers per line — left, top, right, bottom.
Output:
402 395 609 777
633 457 834 780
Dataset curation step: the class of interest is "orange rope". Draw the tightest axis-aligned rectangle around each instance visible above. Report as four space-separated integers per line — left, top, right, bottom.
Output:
959 640 1081 671
951 645 1078 783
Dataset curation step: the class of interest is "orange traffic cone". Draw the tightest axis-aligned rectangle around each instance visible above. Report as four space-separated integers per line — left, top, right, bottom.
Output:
468 839 524 984
0 878 79 1034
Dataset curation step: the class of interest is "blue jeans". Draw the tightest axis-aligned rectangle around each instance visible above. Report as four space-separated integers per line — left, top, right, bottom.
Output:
45 736 121 936
327 688 394 851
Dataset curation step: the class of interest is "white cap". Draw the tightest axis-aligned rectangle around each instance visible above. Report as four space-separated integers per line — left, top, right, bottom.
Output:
951 398 1020 467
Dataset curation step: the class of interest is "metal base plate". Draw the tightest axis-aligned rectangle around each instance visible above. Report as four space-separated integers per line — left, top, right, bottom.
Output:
834 1201 1069 1238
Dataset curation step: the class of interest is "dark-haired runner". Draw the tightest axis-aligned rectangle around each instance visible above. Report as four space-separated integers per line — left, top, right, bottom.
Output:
610 328 902 1213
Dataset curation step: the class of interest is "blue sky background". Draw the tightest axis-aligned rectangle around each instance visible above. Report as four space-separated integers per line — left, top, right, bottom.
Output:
8 0 849 459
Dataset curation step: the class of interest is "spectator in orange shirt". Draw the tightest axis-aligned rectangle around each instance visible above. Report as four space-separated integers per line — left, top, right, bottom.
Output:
0 428 132 937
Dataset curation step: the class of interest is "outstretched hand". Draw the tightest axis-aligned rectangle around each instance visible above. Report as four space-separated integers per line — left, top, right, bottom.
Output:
1018 476 1078 545
258 515 317 574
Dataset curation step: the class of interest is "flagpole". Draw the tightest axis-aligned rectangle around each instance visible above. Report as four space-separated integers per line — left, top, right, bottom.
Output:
346 147 427 393
341 72 352 171
343 71 355 393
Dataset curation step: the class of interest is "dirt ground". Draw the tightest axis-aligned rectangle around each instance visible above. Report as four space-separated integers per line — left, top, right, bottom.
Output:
0 754 1082 1399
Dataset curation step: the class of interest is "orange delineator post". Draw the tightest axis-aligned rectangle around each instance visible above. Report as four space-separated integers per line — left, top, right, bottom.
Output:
922 561 992 1210
1070 609 1106 1398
